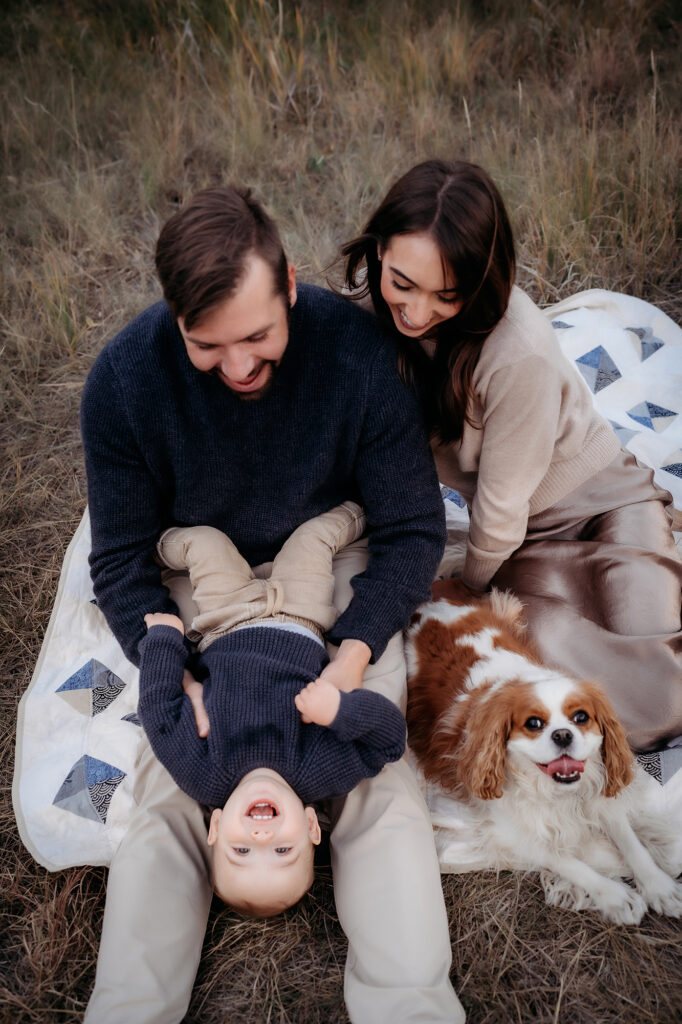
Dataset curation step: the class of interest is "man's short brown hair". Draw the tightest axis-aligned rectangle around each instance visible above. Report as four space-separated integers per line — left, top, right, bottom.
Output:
155 186 289 330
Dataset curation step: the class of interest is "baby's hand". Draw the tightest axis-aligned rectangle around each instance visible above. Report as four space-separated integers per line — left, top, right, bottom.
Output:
295 677 341 727
144 612 185 634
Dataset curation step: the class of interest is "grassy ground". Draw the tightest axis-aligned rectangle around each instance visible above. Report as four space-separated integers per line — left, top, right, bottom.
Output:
2 1 681 1020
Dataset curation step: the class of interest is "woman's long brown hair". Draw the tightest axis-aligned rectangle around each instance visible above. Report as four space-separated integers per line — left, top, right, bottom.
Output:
343 160 516 445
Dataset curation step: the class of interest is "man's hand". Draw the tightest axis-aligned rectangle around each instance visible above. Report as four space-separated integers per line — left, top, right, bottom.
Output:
144 612 185 634
295 677 341 726
182 669 210 738
318 637 371 693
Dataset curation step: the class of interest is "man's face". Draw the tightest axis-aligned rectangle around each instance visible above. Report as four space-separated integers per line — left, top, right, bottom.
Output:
178 256 297 399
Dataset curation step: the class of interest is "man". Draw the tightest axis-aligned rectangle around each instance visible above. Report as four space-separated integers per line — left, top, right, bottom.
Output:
80 185 465 1023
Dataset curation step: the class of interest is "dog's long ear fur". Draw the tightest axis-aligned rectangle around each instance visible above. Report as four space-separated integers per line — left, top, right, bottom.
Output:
488 588 526 634
456 688 515 800
584 682 634 797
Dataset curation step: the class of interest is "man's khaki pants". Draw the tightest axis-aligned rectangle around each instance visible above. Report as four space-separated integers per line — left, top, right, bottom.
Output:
84 538 465 1024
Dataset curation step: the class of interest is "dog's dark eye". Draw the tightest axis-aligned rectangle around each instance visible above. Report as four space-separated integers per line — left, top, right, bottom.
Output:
572 710 589 725
524 716 544 731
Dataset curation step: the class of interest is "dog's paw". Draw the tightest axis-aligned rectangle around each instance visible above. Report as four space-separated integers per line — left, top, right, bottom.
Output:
541 871 591 912
591 879 647 925
541 871 646 924
638 876 682 918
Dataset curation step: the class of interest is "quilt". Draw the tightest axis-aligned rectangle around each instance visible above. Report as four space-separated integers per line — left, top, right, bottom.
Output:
13 289 682 872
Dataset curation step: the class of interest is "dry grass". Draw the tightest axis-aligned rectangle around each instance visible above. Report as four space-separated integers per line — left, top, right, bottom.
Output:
1 1 681 1020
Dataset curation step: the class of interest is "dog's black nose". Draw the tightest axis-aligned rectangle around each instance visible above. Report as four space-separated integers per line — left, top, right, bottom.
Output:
552 728 573 748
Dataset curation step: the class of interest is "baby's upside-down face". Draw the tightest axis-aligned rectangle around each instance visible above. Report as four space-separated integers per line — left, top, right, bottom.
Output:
208 767 321 917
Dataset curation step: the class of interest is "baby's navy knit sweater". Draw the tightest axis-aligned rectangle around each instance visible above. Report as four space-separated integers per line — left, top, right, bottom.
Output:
81 284 446 665
138 624 407 808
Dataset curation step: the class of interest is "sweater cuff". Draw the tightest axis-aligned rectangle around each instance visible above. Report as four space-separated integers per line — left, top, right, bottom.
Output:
139 624 188 655
329 691 365 740
328 583 428 662
329 689 406 749
461 549 505 591
138 625 189 700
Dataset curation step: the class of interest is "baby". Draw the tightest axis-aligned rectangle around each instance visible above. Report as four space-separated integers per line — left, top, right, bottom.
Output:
137 502 406 918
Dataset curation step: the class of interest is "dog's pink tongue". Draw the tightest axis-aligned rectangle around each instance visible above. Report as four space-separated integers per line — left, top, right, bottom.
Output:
539 756 585 776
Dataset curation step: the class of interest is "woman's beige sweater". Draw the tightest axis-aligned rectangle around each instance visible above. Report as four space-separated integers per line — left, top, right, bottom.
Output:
431 287 621 589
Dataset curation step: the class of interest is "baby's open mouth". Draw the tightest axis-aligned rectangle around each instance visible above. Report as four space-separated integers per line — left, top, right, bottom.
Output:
536 756 585 784
246 800 278 819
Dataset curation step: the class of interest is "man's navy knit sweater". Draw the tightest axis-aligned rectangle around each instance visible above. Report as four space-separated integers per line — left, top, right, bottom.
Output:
80 284 446 665
138 624 407 808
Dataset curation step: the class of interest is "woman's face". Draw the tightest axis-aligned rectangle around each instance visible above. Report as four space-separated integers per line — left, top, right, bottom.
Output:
379 232 463 337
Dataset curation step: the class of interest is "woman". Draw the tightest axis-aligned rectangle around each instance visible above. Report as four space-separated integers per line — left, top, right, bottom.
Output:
343 158 682 752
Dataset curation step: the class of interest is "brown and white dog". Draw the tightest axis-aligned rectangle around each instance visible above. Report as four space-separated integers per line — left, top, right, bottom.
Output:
406 581 682 924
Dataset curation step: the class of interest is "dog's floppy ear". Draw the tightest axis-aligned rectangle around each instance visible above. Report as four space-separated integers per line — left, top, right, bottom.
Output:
584 682 634 797
456 688 514 800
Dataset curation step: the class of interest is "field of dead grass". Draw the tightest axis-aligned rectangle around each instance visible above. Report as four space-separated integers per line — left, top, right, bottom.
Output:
2 1 681 1020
